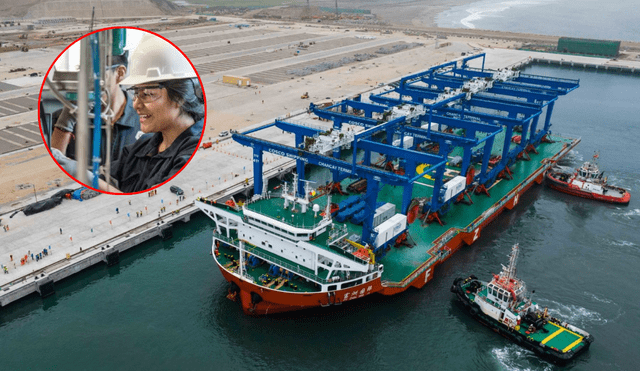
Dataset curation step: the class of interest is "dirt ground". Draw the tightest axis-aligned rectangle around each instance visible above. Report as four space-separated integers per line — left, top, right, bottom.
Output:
0 147 72 207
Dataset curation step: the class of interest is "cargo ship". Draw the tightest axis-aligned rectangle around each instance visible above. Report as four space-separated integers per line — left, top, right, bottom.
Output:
451 244 594 365
196 54 581 315
546 153 631 204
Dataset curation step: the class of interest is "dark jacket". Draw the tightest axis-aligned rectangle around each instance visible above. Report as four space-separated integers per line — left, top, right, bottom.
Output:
108 119 204 193
52 90 140 164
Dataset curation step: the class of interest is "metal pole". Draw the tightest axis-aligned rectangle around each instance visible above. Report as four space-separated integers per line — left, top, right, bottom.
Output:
76 37 90 185
90 33 102 189
104 30 113 187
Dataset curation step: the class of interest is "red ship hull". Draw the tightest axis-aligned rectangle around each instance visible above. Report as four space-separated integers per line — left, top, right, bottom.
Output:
546 171 631 204
379 170 545 296
217 171 548 314
214 142 579 315
217 261 384 315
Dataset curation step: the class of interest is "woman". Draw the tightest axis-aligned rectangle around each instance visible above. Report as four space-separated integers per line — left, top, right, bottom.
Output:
99 34 205 193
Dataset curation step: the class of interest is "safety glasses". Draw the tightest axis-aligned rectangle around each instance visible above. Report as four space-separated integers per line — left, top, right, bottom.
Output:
127 84 165 103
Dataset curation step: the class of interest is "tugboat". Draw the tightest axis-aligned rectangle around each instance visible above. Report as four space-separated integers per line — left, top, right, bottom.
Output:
546 153 631 204
451 244 594 366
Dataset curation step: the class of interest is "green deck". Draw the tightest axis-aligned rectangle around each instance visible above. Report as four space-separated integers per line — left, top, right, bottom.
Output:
210 134 574 287
347 135 573 283
245 197 326 230
468 287 586 353
215 243 319 293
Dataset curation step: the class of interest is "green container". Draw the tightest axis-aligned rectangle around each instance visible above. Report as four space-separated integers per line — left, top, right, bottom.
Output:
557 37 620 57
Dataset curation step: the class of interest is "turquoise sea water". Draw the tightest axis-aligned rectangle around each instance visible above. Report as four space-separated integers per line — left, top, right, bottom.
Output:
1 65 639 370
436 0 640 42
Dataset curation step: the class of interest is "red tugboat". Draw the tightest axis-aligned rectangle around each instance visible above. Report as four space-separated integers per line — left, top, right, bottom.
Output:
546 153 631 204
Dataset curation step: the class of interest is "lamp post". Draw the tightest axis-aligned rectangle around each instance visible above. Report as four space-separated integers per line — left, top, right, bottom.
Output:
27 183 37 202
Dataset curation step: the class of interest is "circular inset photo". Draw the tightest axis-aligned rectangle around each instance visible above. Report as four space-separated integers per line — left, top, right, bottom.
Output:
39 27 206 194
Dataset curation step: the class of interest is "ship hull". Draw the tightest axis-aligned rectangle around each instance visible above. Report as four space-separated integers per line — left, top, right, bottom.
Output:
451 277 593 366
208 139 580 315
216 258 384 316
379 167 548 297
546 171 630 204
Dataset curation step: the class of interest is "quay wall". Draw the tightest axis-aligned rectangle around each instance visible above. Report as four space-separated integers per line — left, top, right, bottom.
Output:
0 161 295 307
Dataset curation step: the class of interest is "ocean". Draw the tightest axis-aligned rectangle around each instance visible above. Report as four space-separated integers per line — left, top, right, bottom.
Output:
1 62 638 370
436 0 640 42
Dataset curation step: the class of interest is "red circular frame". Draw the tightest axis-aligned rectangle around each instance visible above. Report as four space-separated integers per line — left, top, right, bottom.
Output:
38 26 207 195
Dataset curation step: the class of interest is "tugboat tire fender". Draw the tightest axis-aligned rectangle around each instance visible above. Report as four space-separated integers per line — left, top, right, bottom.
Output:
250 292 263 305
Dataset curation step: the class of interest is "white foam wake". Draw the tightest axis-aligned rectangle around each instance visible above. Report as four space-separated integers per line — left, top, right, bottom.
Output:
610 240 636 248
618 208 640 218
543 299 608 325
492 344 552 371
583 291 614 304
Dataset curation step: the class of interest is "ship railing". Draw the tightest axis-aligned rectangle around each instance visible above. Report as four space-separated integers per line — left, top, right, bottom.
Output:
242 243 331 284
214 232 240 246
518 72 580 84
245 205 326 230
327 224 349 245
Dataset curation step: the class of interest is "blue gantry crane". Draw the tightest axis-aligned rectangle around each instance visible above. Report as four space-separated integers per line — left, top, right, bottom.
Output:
231 53 579 246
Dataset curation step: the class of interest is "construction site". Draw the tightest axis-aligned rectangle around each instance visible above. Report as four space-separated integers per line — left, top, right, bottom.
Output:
1 0 640 306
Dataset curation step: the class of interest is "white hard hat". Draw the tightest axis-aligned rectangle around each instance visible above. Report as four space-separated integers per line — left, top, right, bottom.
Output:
120 33 196 86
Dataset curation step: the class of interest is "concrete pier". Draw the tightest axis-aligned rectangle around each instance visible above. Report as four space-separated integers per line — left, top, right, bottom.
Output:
2 16 639 307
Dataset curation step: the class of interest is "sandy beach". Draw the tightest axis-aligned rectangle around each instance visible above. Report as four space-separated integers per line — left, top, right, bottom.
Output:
292 0 479 27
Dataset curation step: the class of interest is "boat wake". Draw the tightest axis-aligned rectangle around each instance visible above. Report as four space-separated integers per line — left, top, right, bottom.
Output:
556 149 581 166
583 291 614 304
612 208 640 220
492 344 552 371
610 239 636 248
544 299 609 325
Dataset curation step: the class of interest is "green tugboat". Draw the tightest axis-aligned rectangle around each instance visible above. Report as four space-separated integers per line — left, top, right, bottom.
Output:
451 244 594 365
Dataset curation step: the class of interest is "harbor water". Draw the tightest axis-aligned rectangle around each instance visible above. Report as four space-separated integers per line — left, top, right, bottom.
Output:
1 66 639 370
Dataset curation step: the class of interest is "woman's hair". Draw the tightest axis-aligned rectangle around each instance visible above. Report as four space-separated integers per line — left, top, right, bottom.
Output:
162 78 205 122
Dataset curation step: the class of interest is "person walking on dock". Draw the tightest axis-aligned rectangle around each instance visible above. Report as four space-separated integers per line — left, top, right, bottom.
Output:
60 227 63 234
116 207 119 214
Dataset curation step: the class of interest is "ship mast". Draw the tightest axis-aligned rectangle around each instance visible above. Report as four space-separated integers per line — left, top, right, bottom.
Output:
506 243 519 281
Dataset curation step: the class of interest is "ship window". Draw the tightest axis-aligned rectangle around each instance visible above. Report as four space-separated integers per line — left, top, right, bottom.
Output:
328 285 337 291
498 292 504 301
341 280 359 289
